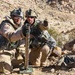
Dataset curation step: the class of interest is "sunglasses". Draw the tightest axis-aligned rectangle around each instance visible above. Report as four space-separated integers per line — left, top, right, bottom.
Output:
27 16 35 18
13 15 22 18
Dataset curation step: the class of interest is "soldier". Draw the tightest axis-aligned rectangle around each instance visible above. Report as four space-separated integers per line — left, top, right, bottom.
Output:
0 8 25 74
22 9 62 67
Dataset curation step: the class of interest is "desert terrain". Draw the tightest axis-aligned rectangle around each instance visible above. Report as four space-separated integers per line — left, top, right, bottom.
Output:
0 0 75 75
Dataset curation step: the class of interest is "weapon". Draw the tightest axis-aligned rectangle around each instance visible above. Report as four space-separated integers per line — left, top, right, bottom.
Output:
20 23 33 74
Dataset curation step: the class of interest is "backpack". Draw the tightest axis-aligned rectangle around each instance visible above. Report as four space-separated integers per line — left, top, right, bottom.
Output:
0 20 20 50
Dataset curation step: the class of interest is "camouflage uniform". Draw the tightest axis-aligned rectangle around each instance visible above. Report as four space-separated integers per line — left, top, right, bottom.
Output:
23 18 56 66
0 8 24 74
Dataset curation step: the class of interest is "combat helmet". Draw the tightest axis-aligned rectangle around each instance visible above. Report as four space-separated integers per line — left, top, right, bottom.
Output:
10 8 23 18
25 9 37 18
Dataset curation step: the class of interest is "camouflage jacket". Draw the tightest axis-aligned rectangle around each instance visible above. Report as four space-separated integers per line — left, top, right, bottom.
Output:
24 20 56 49
0 17 24 50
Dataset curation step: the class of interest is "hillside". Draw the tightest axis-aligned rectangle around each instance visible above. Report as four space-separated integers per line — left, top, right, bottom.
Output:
0 0 75 33
0 0 75 75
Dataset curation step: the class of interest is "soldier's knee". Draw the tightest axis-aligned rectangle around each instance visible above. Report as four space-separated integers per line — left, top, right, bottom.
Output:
42 45 50 54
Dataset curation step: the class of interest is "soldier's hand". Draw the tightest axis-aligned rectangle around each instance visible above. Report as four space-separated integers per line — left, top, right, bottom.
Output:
22 23 30 36
43 19 48 27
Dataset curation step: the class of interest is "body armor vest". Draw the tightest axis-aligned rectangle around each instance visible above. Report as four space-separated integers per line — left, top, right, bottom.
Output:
0 20 20 50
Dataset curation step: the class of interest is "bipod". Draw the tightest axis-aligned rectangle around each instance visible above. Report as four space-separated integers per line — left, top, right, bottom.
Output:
19 64 33 74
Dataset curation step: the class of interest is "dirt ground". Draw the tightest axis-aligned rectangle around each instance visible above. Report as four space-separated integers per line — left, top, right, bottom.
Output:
8 55 75 75
10 66 75 75
0 0 75 75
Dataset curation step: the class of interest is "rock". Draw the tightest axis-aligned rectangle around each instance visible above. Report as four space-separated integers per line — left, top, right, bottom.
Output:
50 68 55 73
57 73 61 75
69 68 75 71
3 0 14 4
63 39 75 51
73 44 75 51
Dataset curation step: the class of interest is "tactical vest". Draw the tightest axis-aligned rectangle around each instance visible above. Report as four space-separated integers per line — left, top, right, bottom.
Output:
0 20 20 50
30 20 41 36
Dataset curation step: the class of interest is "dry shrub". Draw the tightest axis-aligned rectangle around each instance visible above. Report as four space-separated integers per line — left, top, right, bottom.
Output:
48 27 69 48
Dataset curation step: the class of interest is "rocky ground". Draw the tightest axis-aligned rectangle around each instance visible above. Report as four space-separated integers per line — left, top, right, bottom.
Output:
0 0 75 75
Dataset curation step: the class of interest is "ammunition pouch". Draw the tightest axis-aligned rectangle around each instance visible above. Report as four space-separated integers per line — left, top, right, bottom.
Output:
0 34 20 50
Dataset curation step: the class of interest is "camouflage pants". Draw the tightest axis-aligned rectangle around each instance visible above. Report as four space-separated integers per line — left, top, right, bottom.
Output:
29 45 51 66
0 50 15 74
57 55 75 67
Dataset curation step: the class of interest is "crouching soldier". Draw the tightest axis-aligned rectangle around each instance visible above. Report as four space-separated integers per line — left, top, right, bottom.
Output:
22 9 62 67
0 8 25 74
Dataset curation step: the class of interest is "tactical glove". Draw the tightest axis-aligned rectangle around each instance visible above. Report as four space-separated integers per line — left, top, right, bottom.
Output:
22 23 30 36
43 19 48 27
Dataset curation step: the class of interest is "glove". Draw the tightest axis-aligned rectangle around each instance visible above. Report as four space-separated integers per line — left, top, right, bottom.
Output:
43 19 48 27
22 23 30 36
